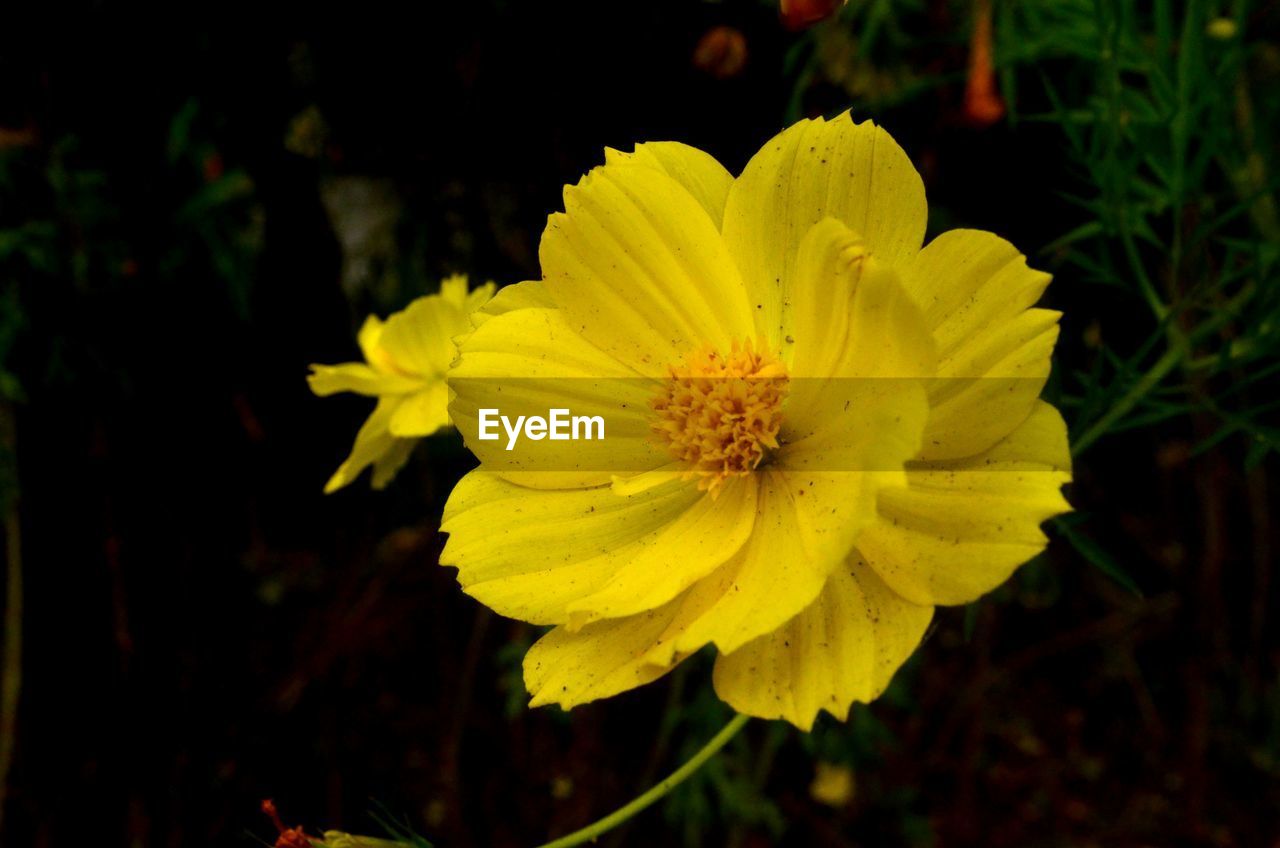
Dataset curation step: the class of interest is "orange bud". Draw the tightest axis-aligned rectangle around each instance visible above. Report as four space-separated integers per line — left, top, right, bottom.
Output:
779 0 847 31
963 0 1005 126
261 799 314 848
693 26 749 79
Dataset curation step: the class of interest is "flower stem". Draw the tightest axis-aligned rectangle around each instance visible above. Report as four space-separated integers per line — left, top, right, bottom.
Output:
533 712 751 848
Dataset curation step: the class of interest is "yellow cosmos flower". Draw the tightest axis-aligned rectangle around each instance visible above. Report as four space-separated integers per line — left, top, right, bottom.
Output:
440 113 1071 730
309 274 495 493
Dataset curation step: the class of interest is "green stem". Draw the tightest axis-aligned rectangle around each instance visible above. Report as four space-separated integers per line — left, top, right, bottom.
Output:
534 713 751 848
1071 273 1259 455
1072 342 1186 456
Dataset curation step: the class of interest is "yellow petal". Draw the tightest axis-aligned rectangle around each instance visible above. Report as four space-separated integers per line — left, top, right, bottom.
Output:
437 273 499 329
900 228 1060 460
388 380 451 437
323 397 411 493
516 472 887 709
370 437 415 489
782 218 934 380
307 362 421 397
775 378 930 568
722 113 927 349
540 161 756 374
856 401 1072 606
776 240 933 558
439 273 471 307
357 315 384 364
464 280 497 313
564 475 759 629
440 471 707 624
922 317 1060 460
604 141 734 226
470 279 556 329
524 603 689 709
713 555 932 730
449 307 669 489
645 471 837 659
610 462 685 496
777 220 935 536
378 292 472 379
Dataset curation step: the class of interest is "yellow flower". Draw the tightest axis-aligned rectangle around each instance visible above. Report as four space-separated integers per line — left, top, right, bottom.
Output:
440 114 1071 730
1206 17 1237 40
809 762 855 807
309 274 495 493
320 833 409 848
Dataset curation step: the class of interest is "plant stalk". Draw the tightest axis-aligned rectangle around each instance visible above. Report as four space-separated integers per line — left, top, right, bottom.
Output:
534 712 751 848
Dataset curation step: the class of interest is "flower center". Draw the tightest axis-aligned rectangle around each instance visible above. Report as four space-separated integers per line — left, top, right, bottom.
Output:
651 339 789 493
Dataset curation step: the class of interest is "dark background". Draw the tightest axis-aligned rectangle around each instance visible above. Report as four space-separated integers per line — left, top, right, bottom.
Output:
1 1 1278 846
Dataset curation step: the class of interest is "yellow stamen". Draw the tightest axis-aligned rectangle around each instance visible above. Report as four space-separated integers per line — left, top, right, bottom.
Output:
651 339 788 495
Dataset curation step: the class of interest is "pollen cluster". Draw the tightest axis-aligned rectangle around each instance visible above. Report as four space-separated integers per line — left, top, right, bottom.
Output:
651 339 789 493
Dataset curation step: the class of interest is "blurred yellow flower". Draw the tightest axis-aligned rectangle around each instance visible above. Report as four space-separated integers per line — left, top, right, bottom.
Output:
309 274 495 493
320 833 409 848
440 114 1071 729
1206 17 1237 40
810 762 855 807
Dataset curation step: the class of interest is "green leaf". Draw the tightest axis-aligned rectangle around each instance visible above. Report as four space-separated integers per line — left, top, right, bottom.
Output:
1053 516 1143 597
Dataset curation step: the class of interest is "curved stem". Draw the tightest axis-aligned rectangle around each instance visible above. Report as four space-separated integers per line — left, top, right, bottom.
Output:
534 713 751 848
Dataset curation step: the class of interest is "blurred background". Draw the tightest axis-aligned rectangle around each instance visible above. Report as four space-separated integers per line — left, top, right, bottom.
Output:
1 1 1278 845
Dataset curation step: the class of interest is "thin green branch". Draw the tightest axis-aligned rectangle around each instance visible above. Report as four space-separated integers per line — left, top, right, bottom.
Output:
1072 342 1187 456
534 713 752 848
